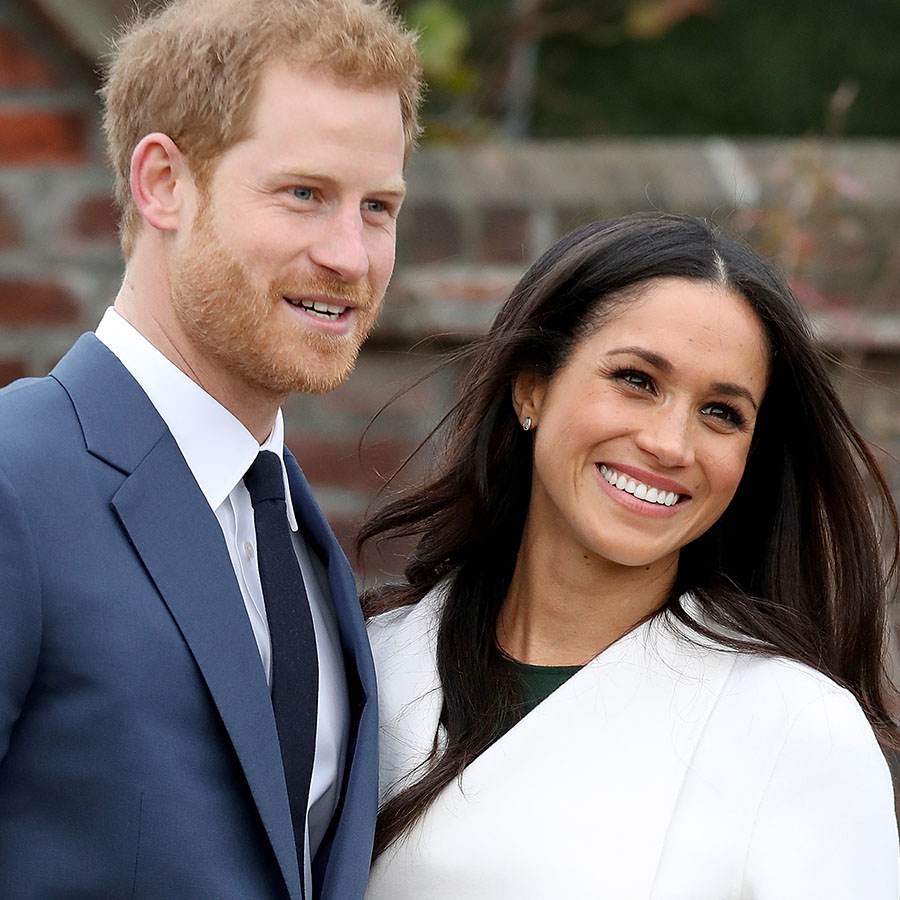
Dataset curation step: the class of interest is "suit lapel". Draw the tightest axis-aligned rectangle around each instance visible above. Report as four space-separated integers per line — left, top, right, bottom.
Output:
112 436 301 898
52 335 302 900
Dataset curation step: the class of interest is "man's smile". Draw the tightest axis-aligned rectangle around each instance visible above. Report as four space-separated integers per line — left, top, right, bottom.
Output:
284 296 351 319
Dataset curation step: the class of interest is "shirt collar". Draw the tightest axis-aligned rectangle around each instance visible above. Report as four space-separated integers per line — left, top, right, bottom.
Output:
95 307 298 531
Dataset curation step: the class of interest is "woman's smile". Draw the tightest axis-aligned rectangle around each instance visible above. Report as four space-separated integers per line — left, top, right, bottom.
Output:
598 462 689 508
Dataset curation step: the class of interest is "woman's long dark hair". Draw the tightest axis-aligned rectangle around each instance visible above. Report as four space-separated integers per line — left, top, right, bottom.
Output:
358 212 900 857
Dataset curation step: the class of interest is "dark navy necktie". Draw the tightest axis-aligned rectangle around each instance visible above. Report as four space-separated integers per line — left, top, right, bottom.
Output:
244 450 318 891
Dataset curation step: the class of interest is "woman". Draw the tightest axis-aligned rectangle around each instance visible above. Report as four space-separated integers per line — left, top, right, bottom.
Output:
360 213 900 899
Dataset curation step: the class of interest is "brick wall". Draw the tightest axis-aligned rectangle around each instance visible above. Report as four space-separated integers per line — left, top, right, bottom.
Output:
2 1 899 584
0 0 119 383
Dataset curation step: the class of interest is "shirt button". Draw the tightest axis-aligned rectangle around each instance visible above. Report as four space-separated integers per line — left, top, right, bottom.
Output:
244 541 255 560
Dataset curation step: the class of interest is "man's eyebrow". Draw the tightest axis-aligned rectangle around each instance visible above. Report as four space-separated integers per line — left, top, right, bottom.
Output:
364 180 407 199
377 181 408 198
276 169 407 197
606 346 760 410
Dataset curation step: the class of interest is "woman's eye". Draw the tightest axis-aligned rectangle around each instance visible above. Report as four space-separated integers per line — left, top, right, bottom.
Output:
290 187 313 201
614 369 654 391
701 402 745 428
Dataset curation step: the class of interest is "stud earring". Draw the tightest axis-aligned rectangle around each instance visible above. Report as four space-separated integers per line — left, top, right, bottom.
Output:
522 417 533 431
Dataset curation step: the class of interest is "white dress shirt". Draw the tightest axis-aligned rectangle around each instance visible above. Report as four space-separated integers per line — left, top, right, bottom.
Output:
96 307 349 897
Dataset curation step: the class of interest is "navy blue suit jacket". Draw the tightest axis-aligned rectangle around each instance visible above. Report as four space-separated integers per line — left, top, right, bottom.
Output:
0 335 378 900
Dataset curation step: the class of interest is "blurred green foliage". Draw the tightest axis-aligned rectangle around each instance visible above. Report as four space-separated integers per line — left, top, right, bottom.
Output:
396 0 900 139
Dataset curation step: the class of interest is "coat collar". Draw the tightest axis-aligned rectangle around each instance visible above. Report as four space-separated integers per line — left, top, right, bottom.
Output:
52 333 168 474
369 584 739 898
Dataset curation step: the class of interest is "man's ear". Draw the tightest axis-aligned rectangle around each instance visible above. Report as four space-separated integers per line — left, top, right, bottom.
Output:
512 370 547 426
129 132 191 233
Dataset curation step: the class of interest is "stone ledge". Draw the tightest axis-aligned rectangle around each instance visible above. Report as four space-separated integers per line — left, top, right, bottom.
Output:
404 138 900 210
379 263 900 351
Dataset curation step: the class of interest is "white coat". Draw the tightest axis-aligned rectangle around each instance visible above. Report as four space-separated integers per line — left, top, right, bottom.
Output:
366 585 900 899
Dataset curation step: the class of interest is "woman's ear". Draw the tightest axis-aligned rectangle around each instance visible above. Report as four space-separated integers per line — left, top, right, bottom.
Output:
129 132 191 233
512 371 547 428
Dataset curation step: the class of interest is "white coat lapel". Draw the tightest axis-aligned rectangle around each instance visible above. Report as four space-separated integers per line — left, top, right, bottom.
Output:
369 590 444 804
369 591 738 900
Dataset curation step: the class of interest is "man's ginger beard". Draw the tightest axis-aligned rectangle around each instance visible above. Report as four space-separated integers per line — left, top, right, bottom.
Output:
168 205 377 397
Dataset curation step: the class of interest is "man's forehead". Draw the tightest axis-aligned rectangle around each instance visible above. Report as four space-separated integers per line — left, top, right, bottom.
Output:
204 65 405 193
252 56 402 113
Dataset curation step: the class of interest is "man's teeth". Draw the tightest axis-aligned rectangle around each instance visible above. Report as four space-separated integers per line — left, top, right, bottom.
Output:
599 464 680 507
289 298 348 318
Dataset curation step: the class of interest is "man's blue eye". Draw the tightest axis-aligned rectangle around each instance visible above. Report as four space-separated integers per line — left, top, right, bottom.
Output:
364 200 386 213
291 187 313 201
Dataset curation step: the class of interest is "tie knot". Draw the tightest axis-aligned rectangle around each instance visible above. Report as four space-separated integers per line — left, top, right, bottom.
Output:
244 450 286 506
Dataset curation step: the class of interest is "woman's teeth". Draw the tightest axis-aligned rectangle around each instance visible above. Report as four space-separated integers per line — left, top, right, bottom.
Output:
599 464 680 507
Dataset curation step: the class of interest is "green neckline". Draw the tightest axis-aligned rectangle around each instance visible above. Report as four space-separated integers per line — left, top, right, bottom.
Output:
504 658 584 675
502 656 585 716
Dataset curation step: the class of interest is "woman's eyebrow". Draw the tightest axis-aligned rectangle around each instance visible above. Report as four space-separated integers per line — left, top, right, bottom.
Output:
606 346 759 411
606 346 672 372
710 381 760 412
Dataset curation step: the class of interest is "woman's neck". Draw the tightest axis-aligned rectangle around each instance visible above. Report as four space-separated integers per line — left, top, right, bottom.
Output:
497 525 677 666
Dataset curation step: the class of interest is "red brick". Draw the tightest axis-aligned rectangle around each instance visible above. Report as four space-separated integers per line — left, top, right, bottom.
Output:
0 194 21 246
72 193 119 241
288 434 365 488
324 510 417 582
0 27 58 87
0 108 87 165
430 272 516 303
482 205 530 264
325 512 365 569
400 201 462 264
287 429 430 579
285 432 421 492
316 353 442 416
0 279 80 324
0 357 27 387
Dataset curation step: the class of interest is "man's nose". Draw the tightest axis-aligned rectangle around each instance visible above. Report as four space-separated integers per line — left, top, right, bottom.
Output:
307 206 370 283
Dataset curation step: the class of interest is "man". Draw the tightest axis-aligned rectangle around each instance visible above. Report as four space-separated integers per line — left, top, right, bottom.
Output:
0 1 421 898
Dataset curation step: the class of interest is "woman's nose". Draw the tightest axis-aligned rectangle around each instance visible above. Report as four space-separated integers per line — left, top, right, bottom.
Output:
634 407 696 469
